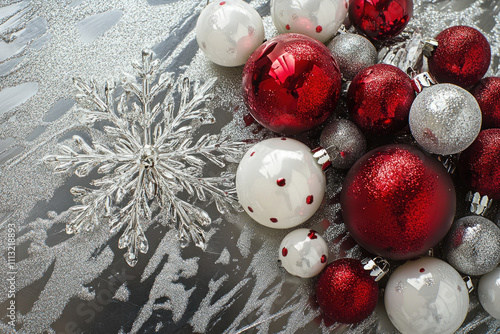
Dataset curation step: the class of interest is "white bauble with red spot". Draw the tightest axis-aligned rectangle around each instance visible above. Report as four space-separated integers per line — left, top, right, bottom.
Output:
270 0 348 43
236 137 326 229
279 228 328 278
196 0 265 67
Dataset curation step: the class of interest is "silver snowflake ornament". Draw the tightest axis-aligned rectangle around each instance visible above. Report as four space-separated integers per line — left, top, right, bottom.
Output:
44 50 245 267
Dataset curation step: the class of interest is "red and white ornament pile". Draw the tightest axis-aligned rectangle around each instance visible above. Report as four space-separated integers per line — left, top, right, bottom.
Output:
196 0 500 332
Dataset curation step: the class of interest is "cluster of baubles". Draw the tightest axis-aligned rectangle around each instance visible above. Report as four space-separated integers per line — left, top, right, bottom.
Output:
196 0 500 332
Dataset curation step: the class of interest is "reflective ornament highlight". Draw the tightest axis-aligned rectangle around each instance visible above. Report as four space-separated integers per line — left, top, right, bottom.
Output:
385 257 469 334
319 118 366 169
236 138 326 229
196 0 265 67
428 26 491 88
327 33 378 81
409 83 482 155
341 145 456 260
471 77 500 129
458 129 500 200
242 33 342 134
270 0 348 43
348 0 413 41
478 266 500 320
279 228 328 278
444 216 500 276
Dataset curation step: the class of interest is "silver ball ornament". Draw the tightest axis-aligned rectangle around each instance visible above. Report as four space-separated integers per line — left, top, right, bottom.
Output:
327 33 377 81
478 266 500 319
443 215 500 276
319 118 366 169
409 83 482 155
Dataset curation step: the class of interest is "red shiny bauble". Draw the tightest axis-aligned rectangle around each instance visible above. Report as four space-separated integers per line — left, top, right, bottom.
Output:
242 33 342 135
347 64 415 136
341 145 456 260
428 26 491 88
348 0 413 41
471 77 500 129
459 129 500 199
316 258 378 324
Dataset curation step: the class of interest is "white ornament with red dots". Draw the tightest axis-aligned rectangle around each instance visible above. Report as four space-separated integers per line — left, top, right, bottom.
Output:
236 137 326 229
195 0 265 67
385 257 469 334
279 228 328 278
270 0 348 43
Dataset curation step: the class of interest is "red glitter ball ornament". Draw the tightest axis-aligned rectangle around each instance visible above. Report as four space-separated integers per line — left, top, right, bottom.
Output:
347 64 415 136
340 145 456 260
242 33 342 135
471 77 500 129
316 258 378 324
348 0 413 41
428 26 491 88
458 129 500 200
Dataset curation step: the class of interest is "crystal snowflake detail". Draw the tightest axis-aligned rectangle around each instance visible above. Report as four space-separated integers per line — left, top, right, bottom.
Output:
44 50 245 267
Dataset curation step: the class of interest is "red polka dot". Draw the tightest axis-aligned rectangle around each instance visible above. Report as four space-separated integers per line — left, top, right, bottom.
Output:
250 151 255 156
316 25 323 33
321 255 327 263
247 206 253 213
270 218 278 223
277 178 286 187
420 268 425 273
219 1 226 5
308 230 318 239
282 247 288 257
306 195 314 204
340 151 346 157
285 24 290 30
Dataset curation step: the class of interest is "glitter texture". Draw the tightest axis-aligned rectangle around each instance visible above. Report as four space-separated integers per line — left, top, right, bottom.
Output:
409 83 482 155
471 77 500 129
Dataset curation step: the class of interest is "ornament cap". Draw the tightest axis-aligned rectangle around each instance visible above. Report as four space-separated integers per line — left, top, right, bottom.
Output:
422 38 438 57
312 147 332 171
466 191 493 216
463 276 474 293
411 72 438 93
361 256 389 282
436 154 457 174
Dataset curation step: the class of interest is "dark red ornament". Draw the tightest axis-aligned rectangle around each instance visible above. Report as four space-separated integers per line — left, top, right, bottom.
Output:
347 64 415 136
341 145 456 260
428 26 491 88
242 33 342 135
348 0 413 41
471 77 500 129
458 129 500 200
316 258 378 324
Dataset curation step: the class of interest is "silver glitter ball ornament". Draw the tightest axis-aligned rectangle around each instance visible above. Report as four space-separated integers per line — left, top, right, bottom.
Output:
443 215 500 276
409 84 482 155
327 33 377 81
320 118 366 169
478 266 500 319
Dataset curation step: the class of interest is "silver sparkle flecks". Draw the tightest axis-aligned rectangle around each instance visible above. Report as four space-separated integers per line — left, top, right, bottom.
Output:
443 216 500 276
44 50 245 267
319 118 366 169
409 83 482 155
327 33 377 81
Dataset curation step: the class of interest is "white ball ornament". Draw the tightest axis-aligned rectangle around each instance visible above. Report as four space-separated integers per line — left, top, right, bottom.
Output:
279 228 328 278
196 0 265 67
270 0 348 43
478 266 500 320
385 257 469 334
236 138 326 229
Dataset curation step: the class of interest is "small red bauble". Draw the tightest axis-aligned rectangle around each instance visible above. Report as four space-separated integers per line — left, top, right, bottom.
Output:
471 77 500 129
458 129 500 200
428 26 491 88
341 145 456 260
316 258 378 324
242 33 342 135
348 0 413 41
347 64 415 136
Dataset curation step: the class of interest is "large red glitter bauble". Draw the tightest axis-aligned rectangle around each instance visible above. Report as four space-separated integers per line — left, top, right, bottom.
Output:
471 77 500 129
316 258 378 324
340 145 456 260
428 26 491 88
347 64 415 136
458 129 500 199
242 33 342 135
348 0 413 41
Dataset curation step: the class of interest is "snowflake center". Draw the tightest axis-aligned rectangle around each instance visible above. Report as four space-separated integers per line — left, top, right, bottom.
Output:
140 145 157 168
